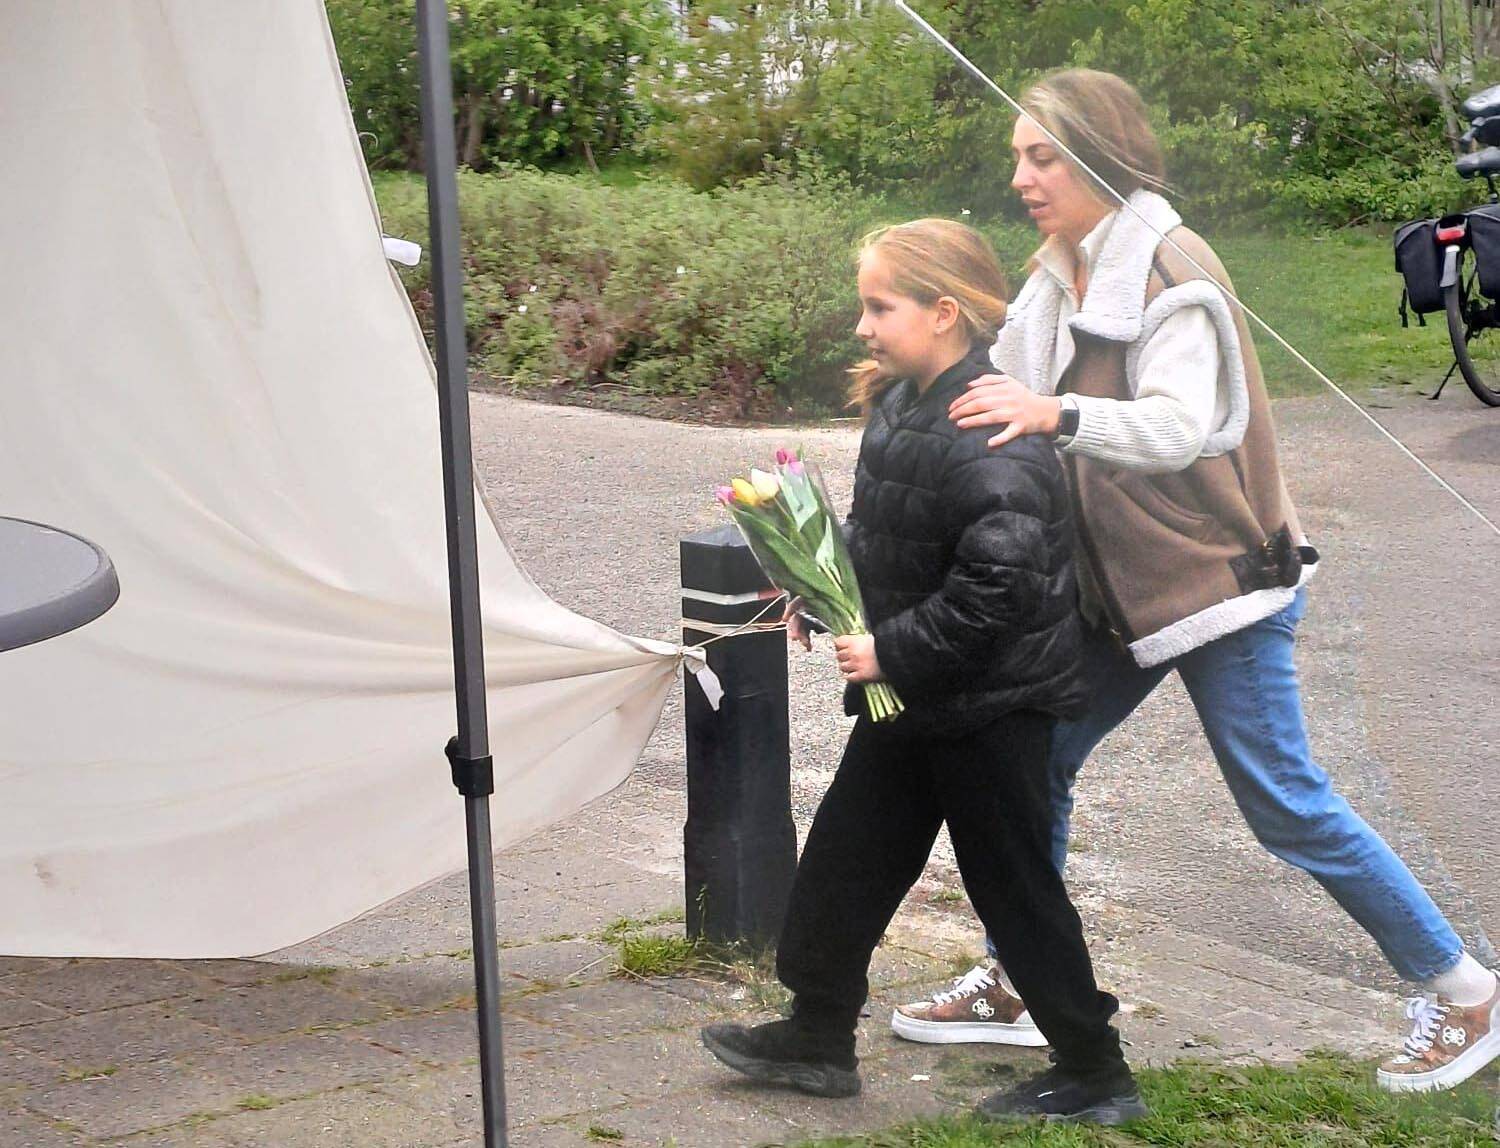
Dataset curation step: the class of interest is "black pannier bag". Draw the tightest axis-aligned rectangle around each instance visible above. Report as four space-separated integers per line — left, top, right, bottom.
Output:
1394 218 1442 326
1463 202 1500 300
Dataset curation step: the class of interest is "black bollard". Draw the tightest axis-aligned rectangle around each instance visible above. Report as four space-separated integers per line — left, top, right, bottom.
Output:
680 524 797 948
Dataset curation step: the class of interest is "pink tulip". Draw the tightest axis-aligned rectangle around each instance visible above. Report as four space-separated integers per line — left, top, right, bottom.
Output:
775 448 791 465
714 486 736 506
788 459 805 476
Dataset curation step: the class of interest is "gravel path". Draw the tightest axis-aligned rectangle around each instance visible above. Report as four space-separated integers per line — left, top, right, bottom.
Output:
472 386 1499 990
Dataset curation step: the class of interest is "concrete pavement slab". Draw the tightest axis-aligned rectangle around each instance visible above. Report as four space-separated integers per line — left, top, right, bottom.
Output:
176 976 393 1039
183 1030 418 1102
113 1124 243 1148
0 1109 87 1147
0 991 67 1031
506 979 710 1043
1 1044 69 1089
496 939 617 990
24 1060 233 1139
359 1008 576 1064
9 999 225 1066
367 1066 484 1142
205 1082 443 1148
334 956 482 1014
5 960 203 1015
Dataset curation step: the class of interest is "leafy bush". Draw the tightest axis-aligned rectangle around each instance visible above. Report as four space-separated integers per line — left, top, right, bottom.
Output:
375 167 888 414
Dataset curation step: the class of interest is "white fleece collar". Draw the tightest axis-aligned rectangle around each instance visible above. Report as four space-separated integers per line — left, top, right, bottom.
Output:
1055 190 1181 344
989 191 1183 393
1035 212 1117 299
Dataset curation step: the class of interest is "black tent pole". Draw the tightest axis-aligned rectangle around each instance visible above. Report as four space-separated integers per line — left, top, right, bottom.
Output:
413 2 509 1144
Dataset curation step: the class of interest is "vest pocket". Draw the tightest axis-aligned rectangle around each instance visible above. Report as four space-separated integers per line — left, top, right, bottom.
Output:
1112 471 1222 544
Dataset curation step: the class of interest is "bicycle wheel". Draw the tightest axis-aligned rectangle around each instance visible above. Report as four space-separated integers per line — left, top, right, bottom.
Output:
1444 246 1500 405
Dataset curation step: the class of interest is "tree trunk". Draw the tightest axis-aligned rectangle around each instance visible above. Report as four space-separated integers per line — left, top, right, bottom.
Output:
460 90 486 169
1428 71 1467 156
1471 0 1500 66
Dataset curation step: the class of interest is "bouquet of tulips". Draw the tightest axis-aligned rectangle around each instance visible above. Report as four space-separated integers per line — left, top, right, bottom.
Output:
716 449 904 722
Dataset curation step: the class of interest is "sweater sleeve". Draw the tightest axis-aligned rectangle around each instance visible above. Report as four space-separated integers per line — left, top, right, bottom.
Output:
870 449 1052 695
1063 305 1220 474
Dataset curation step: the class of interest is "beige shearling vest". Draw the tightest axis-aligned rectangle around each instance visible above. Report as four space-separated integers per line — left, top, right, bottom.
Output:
1059 227 1315 667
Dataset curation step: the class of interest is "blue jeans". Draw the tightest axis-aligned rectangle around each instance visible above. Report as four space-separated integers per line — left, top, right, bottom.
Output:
989 588 1463 982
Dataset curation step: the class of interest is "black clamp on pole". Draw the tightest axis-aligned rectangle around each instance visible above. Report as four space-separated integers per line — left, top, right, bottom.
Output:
446 736 495 798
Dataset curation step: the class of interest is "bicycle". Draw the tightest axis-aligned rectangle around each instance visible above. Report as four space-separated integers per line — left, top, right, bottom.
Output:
1435 84 1500 405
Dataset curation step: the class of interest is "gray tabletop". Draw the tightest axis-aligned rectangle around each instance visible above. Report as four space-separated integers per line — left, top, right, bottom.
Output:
1 518 120 652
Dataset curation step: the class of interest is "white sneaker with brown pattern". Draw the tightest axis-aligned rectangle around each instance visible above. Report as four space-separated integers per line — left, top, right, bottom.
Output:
891 962 1048 1047
1376 978 1500 1093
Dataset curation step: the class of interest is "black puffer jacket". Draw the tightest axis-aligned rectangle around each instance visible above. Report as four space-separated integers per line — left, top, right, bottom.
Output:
844 346 1086 735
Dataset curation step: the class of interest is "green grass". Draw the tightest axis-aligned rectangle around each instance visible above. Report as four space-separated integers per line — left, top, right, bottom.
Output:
1217 230 1454 398
616 933 706 978
600 907 709 978
791 1054 1498 1146
234 1094 278 1111
59 1065 116 1082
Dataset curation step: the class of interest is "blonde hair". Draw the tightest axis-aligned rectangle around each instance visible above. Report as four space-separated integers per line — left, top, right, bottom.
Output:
847 218 1008 411
1019 69 1169 203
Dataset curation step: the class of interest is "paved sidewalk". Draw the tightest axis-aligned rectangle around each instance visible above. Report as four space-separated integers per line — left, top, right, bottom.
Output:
0 766 1406 1148
4 389 1496 1146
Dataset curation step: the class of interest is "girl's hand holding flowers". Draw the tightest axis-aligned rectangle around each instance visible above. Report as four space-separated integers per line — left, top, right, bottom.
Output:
948 374 1061 449
834 635 882 684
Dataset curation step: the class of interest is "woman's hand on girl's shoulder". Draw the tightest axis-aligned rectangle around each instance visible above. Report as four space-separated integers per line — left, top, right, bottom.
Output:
948 374 1062 449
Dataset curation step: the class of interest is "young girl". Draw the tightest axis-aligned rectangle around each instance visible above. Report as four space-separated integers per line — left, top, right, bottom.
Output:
891 68 1499 1096
700 219 1145 1125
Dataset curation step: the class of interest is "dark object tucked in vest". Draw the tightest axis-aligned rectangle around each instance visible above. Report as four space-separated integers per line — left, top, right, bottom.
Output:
844 347 1087 736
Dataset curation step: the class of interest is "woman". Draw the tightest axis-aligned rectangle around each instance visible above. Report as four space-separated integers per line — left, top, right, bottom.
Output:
889 68 1497 1095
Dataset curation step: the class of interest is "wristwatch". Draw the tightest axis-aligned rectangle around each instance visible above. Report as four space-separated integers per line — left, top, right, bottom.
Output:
1052 394 1081 443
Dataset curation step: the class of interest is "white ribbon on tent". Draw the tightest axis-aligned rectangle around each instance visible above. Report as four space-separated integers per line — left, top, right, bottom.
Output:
0 2 711 958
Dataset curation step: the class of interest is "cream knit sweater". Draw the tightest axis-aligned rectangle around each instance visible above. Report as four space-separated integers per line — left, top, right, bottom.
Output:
1024 211 1231 475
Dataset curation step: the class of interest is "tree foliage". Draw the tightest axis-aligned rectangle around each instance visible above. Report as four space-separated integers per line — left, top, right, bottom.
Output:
328 0 1500 224
652 0 1499 224
326 0 672 170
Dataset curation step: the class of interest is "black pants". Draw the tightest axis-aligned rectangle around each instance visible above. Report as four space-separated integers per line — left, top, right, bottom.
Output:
776 709 1123 1074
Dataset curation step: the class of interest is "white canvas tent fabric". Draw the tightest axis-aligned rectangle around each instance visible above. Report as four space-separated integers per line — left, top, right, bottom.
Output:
0 2 689 958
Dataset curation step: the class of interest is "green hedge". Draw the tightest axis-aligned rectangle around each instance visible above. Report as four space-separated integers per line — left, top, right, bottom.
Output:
373 169 1452 413
376 167 902 413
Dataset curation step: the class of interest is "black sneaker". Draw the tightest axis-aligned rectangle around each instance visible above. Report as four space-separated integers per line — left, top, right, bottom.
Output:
700 1019 861 1098
977 1061 1147 1125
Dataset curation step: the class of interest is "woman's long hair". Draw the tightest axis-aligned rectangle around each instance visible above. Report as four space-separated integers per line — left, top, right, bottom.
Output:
847 219 1008 412
1020 68 1170 203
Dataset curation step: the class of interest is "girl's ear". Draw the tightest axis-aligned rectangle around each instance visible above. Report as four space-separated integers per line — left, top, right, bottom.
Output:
933 295 962 335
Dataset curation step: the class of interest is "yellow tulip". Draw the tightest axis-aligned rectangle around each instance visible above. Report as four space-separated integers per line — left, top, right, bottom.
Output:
731 477 761 506
750 468 781 501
